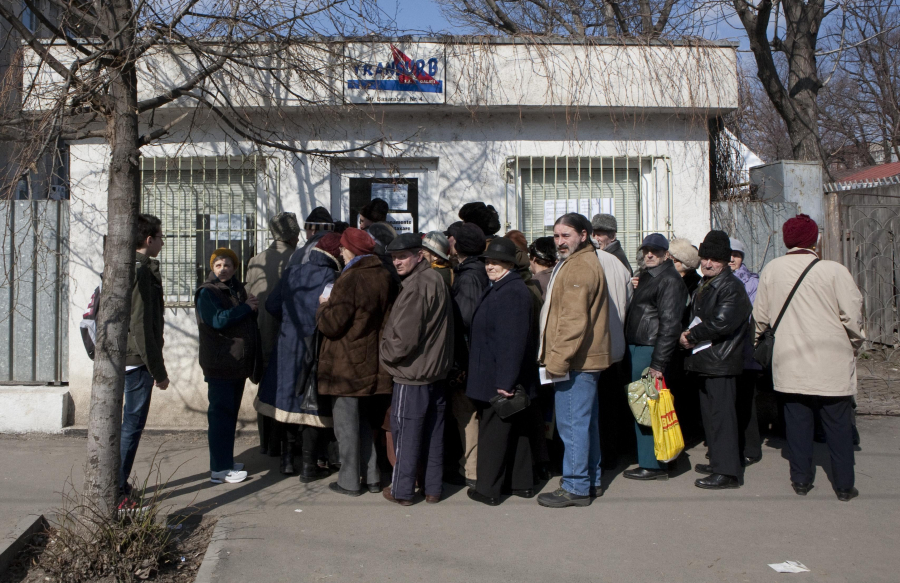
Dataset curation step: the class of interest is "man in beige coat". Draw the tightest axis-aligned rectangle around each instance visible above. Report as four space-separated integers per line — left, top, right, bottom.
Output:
754 214 864 501
537 213 611 508
246 212 301 455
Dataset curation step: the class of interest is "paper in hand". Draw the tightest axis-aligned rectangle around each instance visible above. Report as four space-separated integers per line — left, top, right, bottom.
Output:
688 317 712 354
539 367 570 385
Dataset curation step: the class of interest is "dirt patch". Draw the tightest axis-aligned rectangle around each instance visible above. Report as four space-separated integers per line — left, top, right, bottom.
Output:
0 515 216 583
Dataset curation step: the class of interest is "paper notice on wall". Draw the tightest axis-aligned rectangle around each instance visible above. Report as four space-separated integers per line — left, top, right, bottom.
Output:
543 200 556 226
555 200 568 219
600 198 614 215
371 183 409 211
385 212 415 235
209 214 246 241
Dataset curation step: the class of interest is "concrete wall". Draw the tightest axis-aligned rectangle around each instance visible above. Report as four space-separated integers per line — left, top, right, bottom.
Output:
66 110 711 428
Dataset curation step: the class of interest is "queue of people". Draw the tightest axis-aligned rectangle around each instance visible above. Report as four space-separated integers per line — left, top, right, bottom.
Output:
115 203 864 514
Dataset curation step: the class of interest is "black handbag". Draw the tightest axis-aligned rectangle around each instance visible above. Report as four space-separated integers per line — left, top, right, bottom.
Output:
489 385 531 420
753 259 819 368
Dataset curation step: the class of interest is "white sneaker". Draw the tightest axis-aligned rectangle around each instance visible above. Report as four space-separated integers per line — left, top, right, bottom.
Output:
233 463 244 471
211 469 248 484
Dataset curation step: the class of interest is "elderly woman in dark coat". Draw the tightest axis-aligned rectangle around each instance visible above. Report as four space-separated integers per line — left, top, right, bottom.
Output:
317 228 396 497
465 238 539 506
254 232 342 482
196 248 261 485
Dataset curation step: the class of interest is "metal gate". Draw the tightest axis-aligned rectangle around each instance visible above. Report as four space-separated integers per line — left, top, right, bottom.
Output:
711 200 798 273
0 200 69 383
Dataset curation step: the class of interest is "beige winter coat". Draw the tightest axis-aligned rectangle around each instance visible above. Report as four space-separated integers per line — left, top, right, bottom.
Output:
246 240 296 368
753 252 864 397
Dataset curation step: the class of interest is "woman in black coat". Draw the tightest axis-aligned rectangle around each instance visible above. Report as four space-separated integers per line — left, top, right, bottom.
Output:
465 238 539 506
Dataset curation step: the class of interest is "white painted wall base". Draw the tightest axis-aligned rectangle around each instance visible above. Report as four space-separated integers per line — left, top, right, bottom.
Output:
0 387 70 433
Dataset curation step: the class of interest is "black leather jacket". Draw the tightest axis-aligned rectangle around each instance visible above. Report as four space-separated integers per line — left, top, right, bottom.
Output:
684 268 752 377
624 259 688 372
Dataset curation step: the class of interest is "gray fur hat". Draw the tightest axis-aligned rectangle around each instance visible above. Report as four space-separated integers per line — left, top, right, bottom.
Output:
591 213 617 233
269 212 301 242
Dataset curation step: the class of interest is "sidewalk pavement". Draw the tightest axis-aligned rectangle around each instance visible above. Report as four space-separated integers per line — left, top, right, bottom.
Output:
2 416 899 583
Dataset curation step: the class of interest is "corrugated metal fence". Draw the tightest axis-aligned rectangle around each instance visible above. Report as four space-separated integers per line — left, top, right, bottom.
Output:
711 200 798 273
0 200 69 383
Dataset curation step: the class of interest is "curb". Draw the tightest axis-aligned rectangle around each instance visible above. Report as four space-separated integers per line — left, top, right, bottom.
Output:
194 516 229 583
0 514 48 575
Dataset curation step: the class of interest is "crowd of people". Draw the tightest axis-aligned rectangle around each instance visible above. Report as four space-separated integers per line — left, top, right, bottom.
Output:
118 198 864 513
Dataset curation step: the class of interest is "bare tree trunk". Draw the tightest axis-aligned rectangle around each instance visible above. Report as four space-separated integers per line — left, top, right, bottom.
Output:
82 0 140 518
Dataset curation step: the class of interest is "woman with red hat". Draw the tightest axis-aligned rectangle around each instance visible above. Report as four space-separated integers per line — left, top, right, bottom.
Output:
754 214 864 501
317 228 396 496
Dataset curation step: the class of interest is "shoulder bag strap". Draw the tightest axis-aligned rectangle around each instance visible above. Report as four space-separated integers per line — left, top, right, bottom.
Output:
772 259 820 332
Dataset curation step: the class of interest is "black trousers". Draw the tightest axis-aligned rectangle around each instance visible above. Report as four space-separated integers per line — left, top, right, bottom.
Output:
737 371 763 459
698 376 741 478
782 394 855 490
475 401 534 498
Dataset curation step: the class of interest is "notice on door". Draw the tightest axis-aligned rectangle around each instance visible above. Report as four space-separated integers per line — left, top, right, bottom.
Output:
371 183 409 211
385 212 415 235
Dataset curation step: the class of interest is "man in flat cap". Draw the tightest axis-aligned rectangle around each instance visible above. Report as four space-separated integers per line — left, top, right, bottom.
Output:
246 212 302 455
591 213 632 275
380 233 455 505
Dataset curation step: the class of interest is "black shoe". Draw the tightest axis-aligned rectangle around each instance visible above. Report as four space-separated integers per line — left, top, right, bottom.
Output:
742 455 762 467
694 463 714 475
367 483 382 494
695 474 740 490
501 488 535 499
537 487 592 508
623 467 669 481
298 462 330 483
534 463 553 481
465 478 477 489
835 487 858 502
443 472 466 486
280 451 295 475
589 486 602 498
705 451 710 459
792 482 813 496
467 488 500 506
329 481 363 497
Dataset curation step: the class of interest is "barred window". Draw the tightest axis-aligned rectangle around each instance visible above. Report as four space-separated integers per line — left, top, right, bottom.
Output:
141 156 275 306
508 156 672 256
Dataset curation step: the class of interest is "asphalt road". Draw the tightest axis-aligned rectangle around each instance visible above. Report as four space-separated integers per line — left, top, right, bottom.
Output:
2 416 899 583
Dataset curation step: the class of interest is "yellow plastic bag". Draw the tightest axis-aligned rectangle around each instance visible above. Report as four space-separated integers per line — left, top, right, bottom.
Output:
649 381 684 463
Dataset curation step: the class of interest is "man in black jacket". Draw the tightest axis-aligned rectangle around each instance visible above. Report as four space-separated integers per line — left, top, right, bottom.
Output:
120 214 169 511
622 234 688 481
446 223 489 487
680 231 752 490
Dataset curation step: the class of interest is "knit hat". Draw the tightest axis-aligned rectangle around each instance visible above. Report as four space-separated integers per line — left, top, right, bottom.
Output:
668 238 700 270
459 202 500 237
315 232 342 259
698 230 732 262
305 207 334 232
341 227 375 257
444 221 463 240
210 247 240 271
360 198 389 223
782 214 819 249
640 233 669 251
455 223 487 257
591 213 617 233
729 238 745 256
422 231 450 261
386 232 423 253
269 212 301 242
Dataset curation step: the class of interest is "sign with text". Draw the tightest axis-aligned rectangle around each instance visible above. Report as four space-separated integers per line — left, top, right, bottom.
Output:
386 212 415 235
344 43 446 104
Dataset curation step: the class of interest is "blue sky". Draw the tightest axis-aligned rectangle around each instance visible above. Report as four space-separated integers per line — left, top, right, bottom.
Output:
385 0 452 34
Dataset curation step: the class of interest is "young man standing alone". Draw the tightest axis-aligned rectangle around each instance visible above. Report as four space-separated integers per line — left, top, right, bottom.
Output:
119 214 169 510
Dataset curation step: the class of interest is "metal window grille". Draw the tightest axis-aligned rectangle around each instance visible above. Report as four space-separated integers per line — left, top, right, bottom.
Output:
507 156 673 257
141 156 279 307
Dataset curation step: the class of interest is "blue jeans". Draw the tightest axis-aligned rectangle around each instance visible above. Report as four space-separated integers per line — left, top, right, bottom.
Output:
120 367 154 494
554 371 601 496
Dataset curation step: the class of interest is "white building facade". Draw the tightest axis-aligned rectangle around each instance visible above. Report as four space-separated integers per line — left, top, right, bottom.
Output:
60 38 737 428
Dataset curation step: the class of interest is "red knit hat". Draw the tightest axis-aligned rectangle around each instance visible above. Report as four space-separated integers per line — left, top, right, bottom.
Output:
782 214 819 249
341 227 375 256
315 232 343 259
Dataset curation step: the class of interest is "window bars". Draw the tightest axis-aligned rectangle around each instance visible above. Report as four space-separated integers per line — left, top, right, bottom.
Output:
140 156 279 307
506 156 674 258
